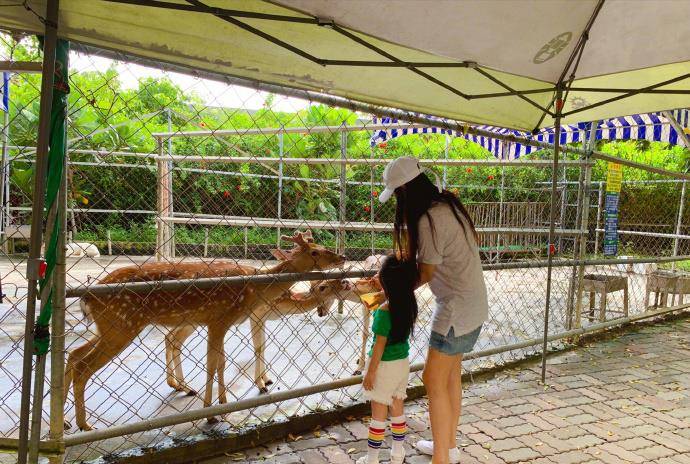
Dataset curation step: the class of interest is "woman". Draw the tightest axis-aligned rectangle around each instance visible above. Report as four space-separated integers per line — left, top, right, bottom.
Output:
376 156 488 464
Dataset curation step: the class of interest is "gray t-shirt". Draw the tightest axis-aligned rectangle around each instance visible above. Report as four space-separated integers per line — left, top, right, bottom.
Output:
418 203 488 336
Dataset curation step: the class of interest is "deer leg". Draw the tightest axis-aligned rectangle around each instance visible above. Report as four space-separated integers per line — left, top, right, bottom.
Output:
63 336 98 429
204 325 226 423
166 325 196 395
165 332 175 388
71 331 138 431
250 316 270 393
356 305 370 375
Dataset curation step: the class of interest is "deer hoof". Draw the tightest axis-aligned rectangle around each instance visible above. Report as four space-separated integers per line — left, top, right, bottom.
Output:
63 420 72 430
264 379 274 386
353 369 362 375
185 389 198 397
258 387 269 394
79 423 94 432
207 416 220 425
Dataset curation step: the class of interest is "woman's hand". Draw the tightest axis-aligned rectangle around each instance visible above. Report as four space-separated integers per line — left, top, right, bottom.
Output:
363 369 376 390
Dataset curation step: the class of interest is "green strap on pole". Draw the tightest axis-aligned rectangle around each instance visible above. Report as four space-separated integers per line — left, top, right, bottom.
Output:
33 38 69 356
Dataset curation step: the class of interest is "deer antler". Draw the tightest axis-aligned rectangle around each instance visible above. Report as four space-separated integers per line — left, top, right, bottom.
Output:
280 230 310 249
303 229 314 243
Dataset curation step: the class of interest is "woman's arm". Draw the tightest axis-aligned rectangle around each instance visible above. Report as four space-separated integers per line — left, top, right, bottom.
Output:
363 335 387 390
415 262 437 289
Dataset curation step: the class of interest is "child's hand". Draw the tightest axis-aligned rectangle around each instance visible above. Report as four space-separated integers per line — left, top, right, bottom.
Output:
363 370 376 391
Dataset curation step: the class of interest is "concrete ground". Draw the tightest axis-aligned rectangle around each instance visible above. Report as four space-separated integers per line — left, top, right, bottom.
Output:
202 316 690 464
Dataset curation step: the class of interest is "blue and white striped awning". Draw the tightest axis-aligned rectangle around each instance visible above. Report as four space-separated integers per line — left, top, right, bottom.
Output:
370 109 690 160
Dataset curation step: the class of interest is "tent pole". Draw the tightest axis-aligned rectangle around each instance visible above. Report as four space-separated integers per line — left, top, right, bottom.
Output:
17 1 59 462
540 86 564 383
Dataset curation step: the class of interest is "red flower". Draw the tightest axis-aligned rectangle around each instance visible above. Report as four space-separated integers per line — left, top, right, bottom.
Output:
199 121 206 128
372 191 379 197
364 205 371 213
466 168 473 173
223 190 230 198
378 142 387 149
488 175 495 180
236 185 242 191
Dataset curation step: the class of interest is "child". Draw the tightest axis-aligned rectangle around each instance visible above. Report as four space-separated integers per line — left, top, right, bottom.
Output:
359 255 418 464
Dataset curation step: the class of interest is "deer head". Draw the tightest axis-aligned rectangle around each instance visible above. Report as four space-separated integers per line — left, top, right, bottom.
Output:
271 230 345 272
353 276 382 295
290 279 353 317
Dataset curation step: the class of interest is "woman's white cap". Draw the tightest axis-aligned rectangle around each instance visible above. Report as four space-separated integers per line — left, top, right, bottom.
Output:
379 156 441 203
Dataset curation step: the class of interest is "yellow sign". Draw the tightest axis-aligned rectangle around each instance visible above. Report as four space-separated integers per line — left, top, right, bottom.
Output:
606 162 622 193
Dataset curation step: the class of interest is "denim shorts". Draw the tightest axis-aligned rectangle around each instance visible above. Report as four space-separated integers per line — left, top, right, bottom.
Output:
429 325 482 355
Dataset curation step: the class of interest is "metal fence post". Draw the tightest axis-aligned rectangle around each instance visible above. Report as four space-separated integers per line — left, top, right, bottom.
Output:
166 108 175 258
370 166 374 254
567 121 598 329
338 128 347 314
48 130 68 464
244 227 248 258
277 132 283 247
442 134 449 188
155 137 164 261
0 78 10 254
17 2 59 460
594 181 605 255
672 180 687 270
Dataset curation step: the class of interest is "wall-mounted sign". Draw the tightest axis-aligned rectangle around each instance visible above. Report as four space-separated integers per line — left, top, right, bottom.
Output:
604 163 622 256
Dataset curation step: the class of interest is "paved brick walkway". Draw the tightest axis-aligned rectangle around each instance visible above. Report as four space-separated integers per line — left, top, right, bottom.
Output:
204 316 690 464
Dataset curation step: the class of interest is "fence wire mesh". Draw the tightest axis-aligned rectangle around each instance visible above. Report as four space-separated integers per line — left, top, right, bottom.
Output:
0 33 688 462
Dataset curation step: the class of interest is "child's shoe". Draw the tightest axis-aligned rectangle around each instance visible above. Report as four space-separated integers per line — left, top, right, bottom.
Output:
390 449 405 464
356 457 377 464
415 440 461 463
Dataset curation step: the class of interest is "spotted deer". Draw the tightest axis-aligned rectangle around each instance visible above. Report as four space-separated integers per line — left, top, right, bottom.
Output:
164 278 355 395
65 231 344 430
162 255 384 394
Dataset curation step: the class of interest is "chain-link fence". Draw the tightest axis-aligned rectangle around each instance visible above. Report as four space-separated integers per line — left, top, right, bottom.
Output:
1 33 688 463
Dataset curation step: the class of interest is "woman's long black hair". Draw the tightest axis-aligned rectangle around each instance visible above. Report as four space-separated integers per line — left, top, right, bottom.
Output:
379 254 418 344
393 171 478 268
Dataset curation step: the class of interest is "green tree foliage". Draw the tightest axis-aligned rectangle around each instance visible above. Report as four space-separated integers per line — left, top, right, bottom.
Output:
1 34 687 251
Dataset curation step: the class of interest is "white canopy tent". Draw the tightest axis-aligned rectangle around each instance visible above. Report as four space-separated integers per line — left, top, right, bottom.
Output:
0 0 689 131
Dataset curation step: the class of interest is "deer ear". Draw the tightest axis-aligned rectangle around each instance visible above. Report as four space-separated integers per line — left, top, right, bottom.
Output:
290 291 310 302
271 249 292 261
